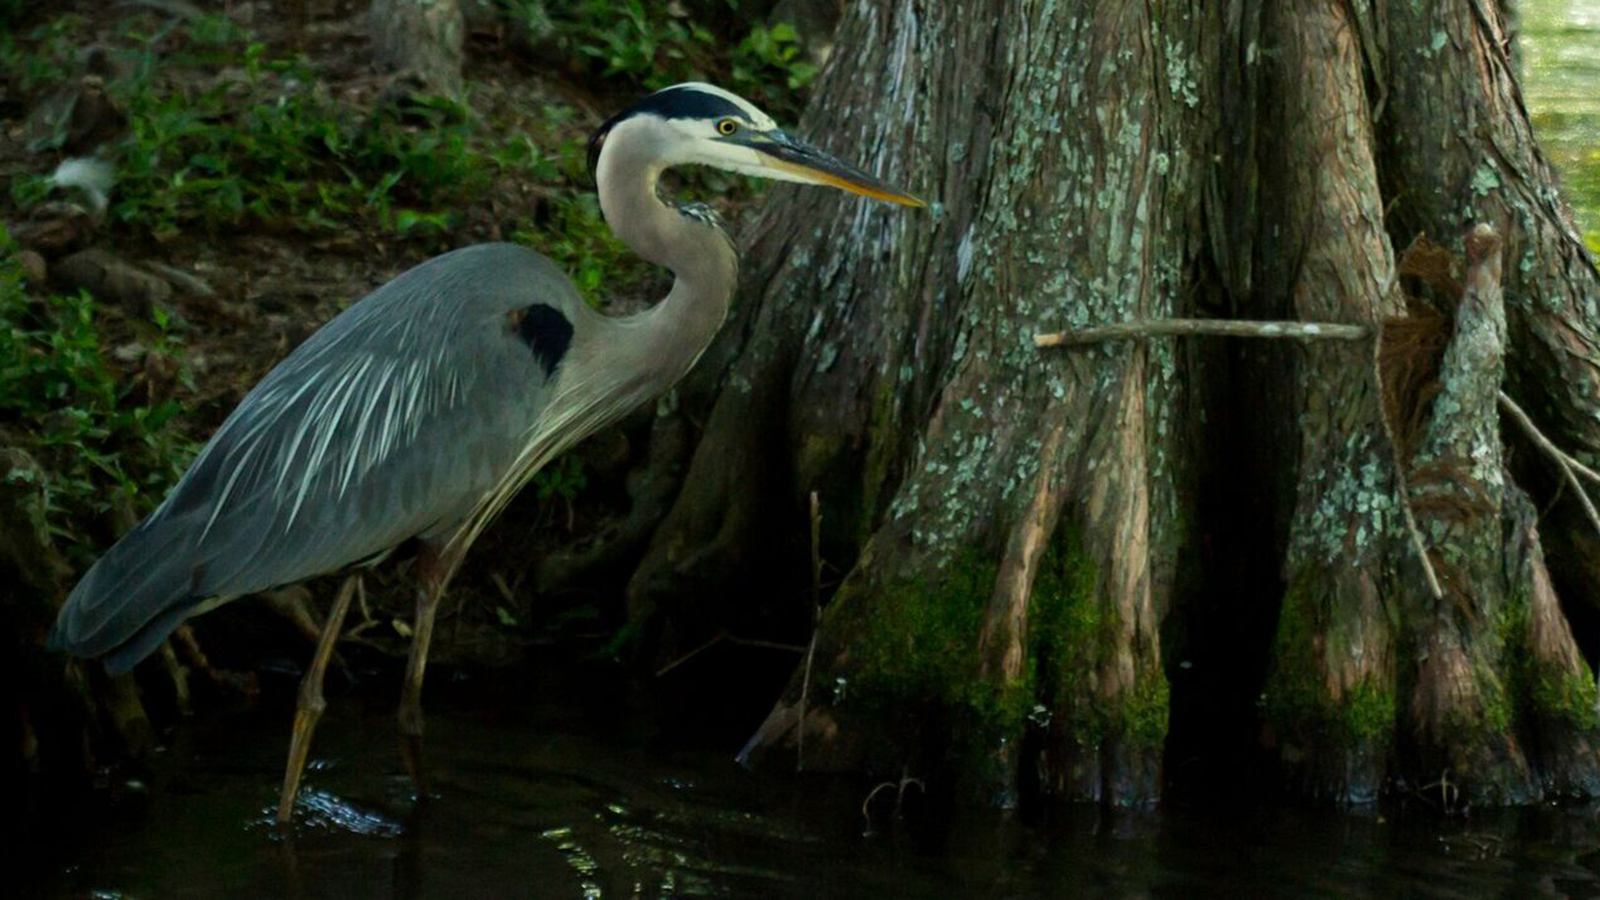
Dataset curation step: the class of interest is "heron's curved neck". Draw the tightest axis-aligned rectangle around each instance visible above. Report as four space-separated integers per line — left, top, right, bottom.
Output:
597 151 737 379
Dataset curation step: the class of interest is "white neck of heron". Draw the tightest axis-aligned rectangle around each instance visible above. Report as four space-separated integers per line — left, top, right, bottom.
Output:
596 145 738 385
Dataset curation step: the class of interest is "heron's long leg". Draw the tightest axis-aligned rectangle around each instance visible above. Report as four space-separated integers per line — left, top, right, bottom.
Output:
277 574 359 825
398 575 445 793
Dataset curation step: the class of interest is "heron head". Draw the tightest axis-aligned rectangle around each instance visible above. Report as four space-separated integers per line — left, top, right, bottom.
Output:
587 82 924 207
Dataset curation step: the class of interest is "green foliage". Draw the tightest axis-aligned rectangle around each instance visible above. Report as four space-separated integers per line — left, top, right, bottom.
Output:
1029 535 1101 702
1342 680 1399 745
0 13 81 93
533 453 587 503
1500 582 1600 734
0 230 199 563
509 0 817 119
2 13 563 248
183 10 254 52
1531 669 1600 729
730 23 818 100
1028 531 1170 750
557 0 717 88
848 550 996 702
833 531 1170 767
515 192 644 307
107 70 513 244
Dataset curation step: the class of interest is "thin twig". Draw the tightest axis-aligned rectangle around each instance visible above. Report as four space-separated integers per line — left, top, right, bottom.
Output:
653 630 806 678
1500 395 1600 489
490 571 516 605
1372 296 1446 601
1422 768 1461 815
1568 456 1600 490
798 491 823 772
655 632 725 677
173 624 217 684
1499 391 1600 540
1496 391 1600 717
1033 318 1369 347
723 635 806 652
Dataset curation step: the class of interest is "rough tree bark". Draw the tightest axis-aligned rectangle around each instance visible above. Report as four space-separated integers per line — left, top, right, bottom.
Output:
369 0 465 97
620 0 1600 807
637 0 1205 806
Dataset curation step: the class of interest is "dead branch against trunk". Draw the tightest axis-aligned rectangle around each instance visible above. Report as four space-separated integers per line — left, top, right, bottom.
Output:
1383 0 1600 464
1034 319 1369 347
1387 223 1600 801
1034 313 1449 607
1499 392 1600 543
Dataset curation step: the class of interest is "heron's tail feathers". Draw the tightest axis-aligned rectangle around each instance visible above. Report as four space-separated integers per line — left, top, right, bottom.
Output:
47 516 205 674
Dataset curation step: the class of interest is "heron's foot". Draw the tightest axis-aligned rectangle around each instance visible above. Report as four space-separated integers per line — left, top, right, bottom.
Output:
397 570 443 800
276 576 357 826
278 707 321 825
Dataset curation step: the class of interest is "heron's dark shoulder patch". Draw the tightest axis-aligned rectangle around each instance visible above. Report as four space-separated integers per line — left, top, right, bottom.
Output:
508 304 573 377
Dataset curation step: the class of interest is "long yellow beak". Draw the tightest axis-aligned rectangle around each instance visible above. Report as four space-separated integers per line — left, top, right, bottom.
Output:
742 130 926 207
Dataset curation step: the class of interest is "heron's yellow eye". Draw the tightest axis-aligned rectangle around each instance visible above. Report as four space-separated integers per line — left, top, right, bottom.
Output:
716 118 739 136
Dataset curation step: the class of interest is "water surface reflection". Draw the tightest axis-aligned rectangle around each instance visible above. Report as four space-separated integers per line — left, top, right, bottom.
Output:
25 656 1600 899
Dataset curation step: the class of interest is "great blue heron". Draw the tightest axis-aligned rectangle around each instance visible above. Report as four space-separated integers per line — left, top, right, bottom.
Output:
47 83 922 822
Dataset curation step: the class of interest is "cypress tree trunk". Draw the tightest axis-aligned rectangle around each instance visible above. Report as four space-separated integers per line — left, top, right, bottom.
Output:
625 0 1600 807
369 0 464 96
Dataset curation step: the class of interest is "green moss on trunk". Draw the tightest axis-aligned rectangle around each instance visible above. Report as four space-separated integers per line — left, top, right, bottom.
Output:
825 530 1169 785
1264 580 1396 751
832 550 1028 778
1500 585 1600 733
1030 532 1105 744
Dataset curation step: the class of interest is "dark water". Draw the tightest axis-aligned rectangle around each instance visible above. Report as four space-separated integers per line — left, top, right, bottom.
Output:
23 652 1600 899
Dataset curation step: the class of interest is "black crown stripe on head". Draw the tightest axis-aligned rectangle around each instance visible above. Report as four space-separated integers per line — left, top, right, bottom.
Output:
626 86 747 122
588 86 749 178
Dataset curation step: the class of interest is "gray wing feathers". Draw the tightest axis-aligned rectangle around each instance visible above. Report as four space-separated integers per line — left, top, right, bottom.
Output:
49 244 579 667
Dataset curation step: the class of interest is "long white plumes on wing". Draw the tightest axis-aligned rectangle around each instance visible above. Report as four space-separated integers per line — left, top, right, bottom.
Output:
49 157 116 212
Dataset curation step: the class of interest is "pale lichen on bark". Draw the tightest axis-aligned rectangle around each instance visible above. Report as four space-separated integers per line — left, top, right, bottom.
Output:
726 0 1202 806
635 0 1600 809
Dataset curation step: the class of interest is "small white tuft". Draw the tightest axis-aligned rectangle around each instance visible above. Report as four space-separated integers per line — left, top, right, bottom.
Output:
49 157 116 212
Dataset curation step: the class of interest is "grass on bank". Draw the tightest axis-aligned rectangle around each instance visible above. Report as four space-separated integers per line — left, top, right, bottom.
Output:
0 2 816 566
